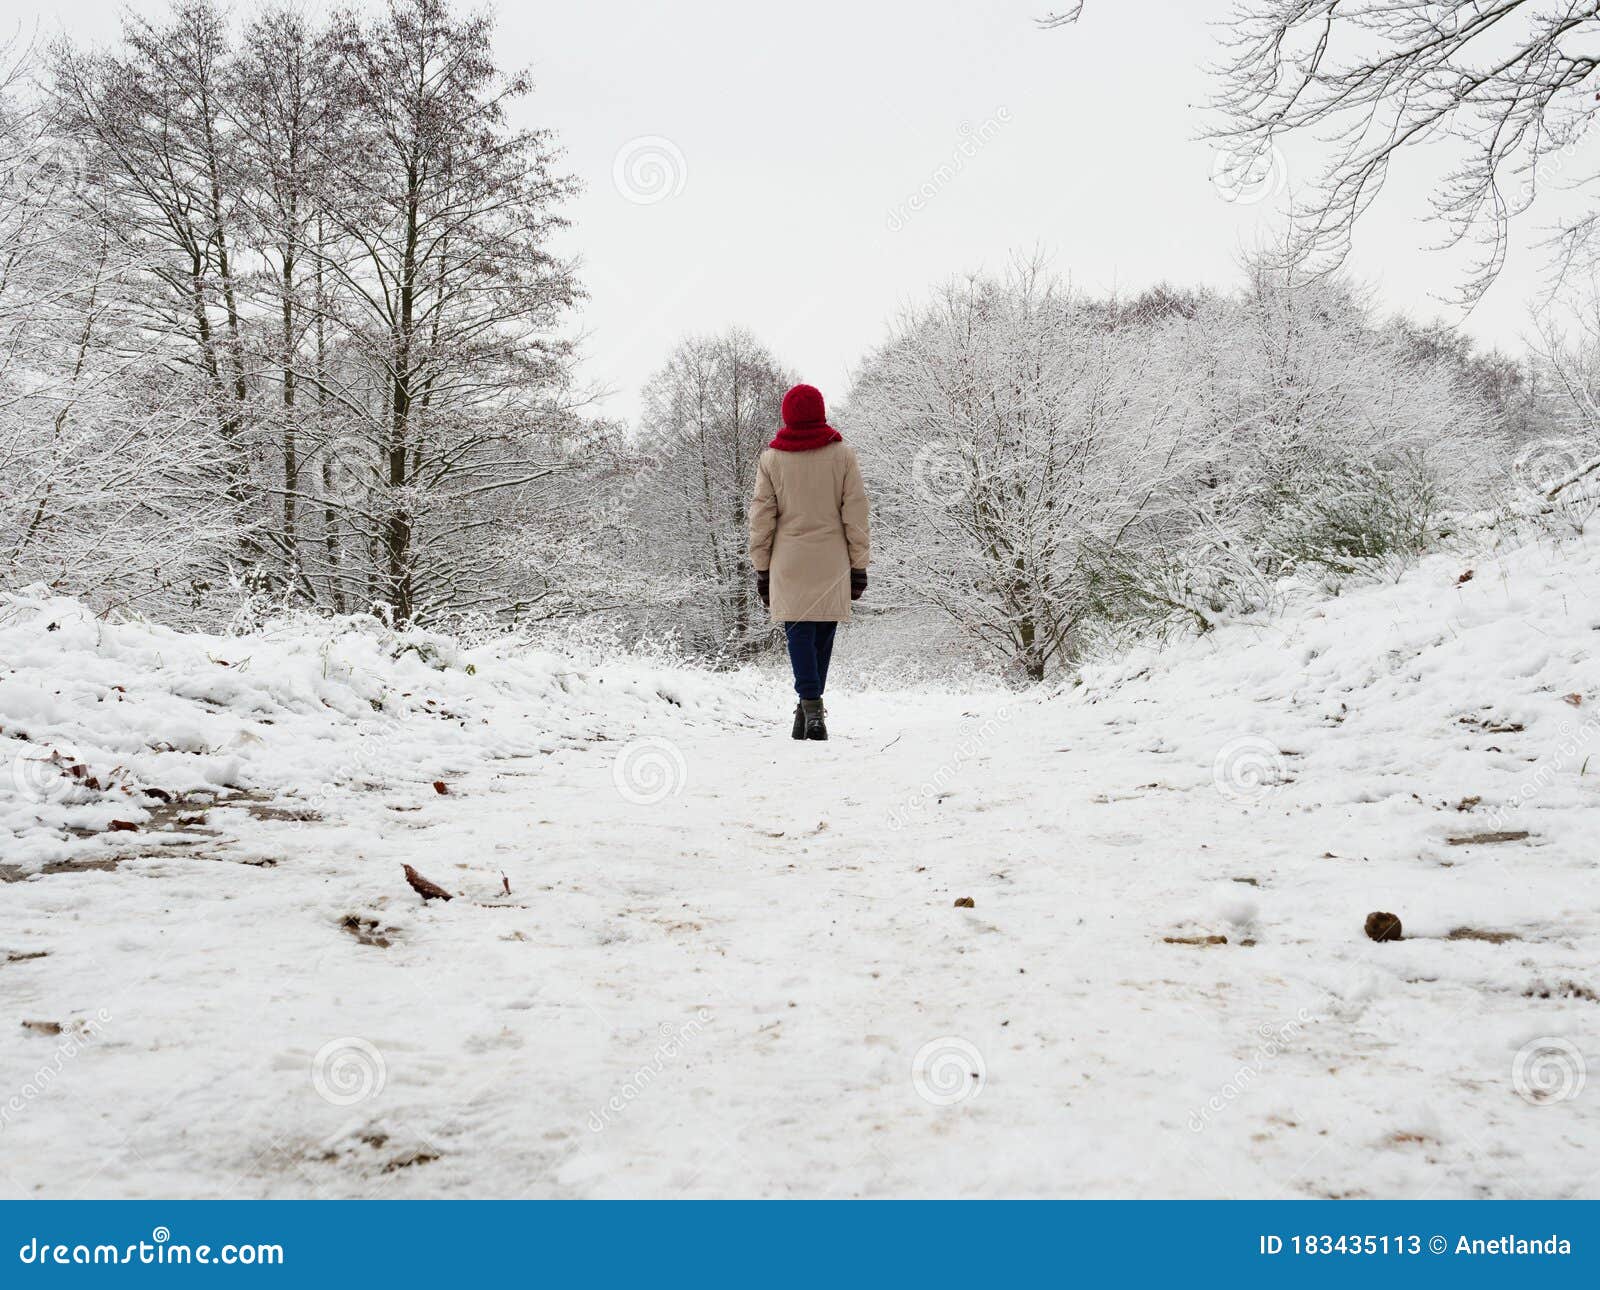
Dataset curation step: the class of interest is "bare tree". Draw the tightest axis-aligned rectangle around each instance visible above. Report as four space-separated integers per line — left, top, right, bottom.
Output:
638 328 791 656
51 0 257 547
28 0 588 624
1041 3 1600 305
1206 1 1600 304
318 0 582 622
230 4 345 588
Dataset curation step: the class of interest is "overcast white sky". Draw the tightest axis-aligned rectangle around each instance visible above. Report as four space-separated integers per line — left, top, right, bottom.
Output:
23 0 1578 424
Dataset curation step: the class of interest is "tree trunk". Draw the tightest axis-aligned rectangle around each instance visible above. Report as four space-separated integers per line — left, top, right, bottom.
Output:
384 171 422 623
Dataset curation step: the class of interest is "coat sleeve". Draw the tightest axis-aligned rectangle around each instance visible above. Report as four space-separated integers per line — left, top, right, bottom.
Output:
747 452 778 572
841 446 871 569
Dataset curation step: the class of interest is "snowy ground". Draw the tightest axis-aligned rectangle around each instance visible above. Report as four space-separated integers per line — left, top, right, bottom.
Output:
1 531 1597 1199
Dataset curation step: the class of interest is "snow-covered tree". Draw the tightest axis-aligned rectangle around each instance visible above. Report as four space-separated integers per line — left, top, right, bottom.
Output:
1 40 237 611
849 258 1503 678
1524 279 1600 527
1152 264 1500 591
312 0 582 623
637 329 791 657
849 262 1196 680
39 0 584 625
229 4 347 589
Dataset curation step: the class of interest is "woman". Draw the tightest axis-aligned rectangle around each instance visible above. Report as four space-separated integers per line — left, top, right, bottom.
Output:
747 383 871 741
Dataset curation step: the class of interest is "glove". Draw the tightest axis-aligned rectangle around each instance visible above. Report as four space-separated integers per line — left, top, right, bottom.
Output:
756 570 770 607
850 568 867 601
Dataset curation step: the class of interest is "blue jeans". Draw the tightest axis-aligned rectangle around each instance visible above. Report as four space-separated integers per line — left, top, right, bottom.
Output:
783 621 837 701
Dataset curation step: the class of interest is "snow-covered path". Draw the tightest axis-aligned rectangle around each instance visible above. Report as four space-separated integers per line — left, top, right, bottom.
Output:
3 533 1599 1199
4 696 1596 1200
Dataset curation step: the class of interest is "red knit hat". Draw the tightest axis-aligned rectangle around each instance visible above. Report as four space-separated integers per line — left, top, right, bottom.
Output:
781 383 828 428
771 384 843 452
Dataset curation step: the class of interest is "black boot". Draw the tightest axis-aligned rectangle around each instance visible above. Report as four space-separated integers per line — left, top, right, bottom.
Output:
791 703 806 740
801 698 828 741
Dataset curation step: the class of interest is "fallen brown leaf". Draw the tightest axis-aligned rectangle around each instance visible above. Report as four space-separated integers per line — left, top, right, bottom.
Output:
403 863 453 902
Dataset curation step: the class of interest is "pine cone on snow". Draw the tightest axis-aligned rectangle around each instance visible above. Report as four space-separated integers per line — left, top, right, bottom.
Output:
1364 911 1402 942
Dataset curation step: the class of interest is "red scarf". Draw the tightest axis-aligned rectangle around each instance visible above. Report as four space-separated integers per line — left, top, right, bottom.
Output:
770 424 843 452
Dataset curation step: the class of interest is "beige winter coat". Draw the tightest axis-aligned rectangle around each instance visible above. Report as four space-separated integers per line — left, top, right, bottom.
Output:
748 440 871 623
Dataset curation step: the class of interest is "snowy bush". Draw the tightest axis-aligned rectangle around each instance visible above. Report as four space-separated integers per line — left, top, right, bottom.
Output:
848 259 1506 677
1256 457 1448 580
848 260 1197 681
